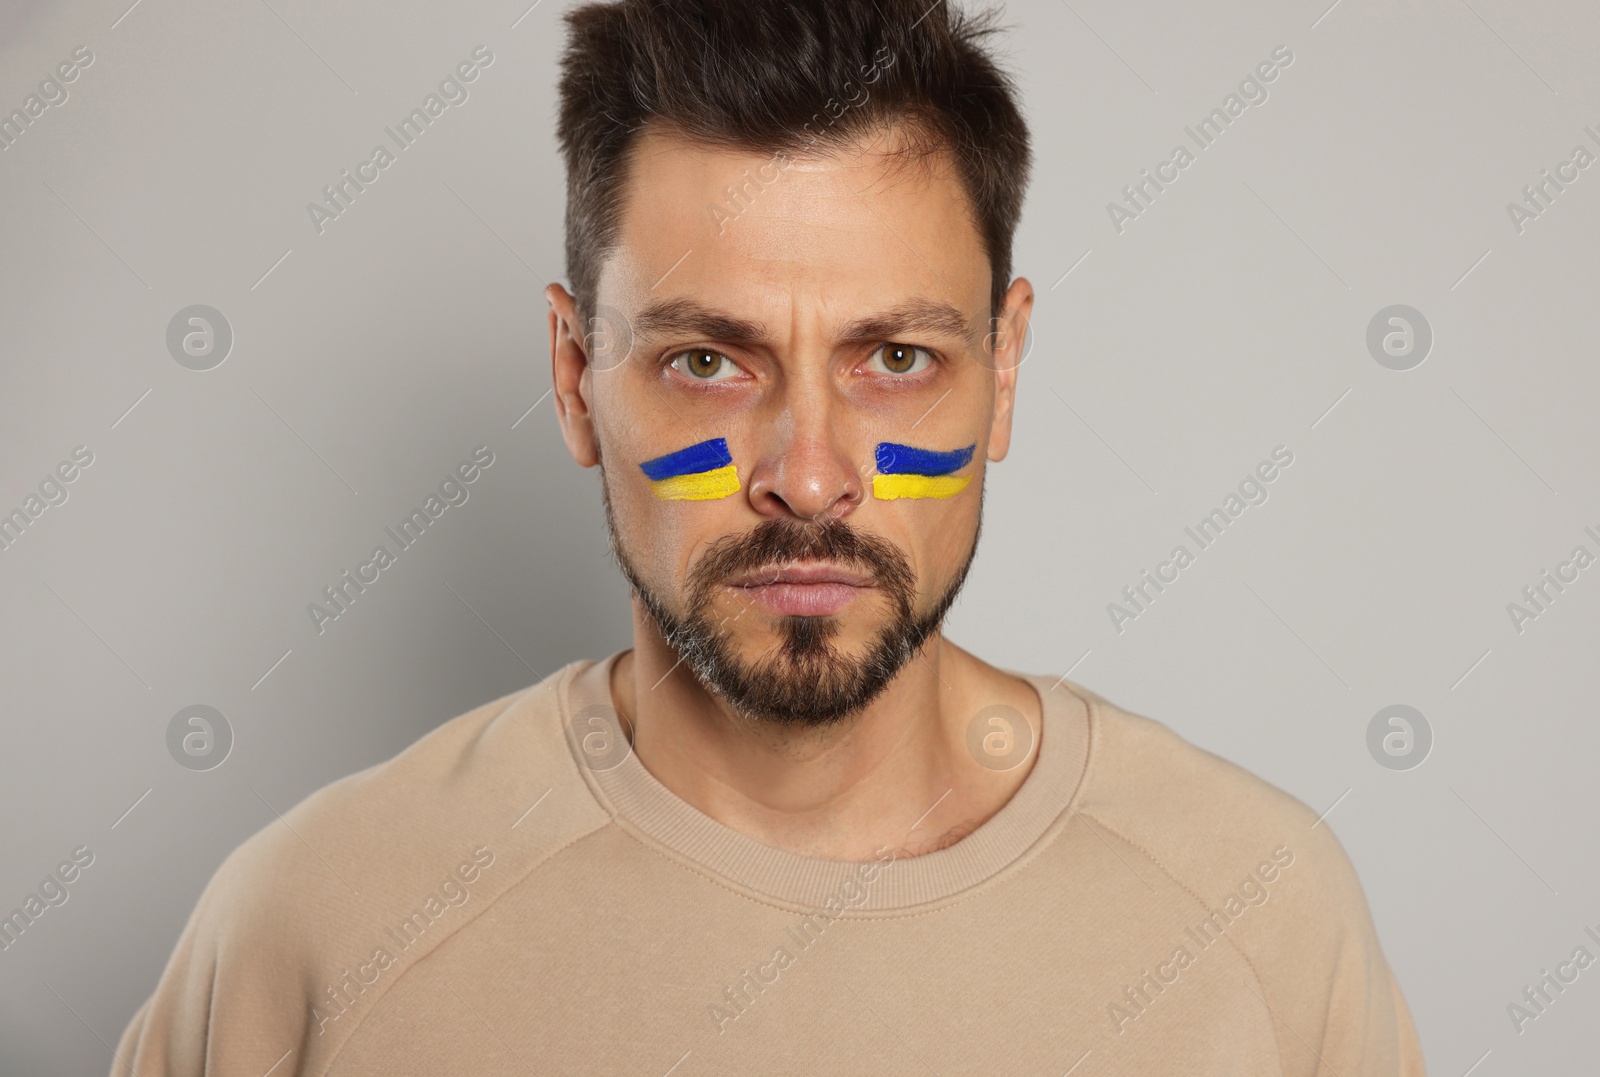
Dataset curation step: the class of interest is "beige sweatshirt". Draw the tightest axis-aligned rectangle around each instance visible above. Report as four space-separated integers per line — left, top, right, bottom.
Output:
112 651 1426 1075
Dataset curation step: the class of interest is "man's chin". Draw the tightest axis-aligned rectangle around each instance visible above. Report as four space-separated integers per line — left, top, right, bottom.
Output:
598 501 981 727
649 604 908 723
722 608 882 657
681 617 919 729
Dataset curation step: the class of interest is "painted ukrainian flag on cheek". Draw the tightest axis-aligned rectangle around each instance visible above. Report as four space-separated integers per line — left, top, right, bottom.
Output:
872 442 977 500
639 437 741 500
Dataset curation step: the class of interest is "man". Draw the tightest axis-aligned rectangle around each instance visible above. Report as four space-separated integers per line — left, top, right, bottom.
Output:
114 0 1426 1073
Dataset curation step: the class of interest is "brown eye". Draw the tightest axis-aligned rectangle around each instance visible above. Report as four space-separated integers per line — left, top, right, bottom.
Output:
671 348 736 380
686 349 721 377
870 342 932 376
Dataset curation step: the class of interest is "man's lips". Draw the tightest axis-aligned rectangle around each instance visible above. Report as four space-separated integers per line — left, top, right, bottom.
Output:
725 562 876 588
724 562 876 616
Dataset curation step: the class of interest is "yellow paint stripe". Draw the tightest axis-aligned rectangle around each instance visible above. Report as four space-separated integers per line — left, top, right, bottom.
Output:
650 464 741 501
872 473 971 500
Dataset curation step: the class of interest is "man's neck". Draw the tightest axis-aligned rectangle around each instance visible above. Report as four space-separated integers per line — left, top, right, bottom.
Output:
608 622 1043 862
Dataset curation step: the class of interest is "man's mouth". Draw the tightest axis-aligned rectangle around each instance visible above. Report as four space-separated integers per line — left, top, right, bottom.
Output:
724 561 876 617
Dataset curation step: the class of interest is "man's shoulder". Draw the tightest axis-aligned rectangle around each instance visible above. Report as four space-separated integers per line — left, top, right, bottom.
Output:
181 657 620 966
114 658 621 1072
1063 682 1366 912
1061 685 1406 1027
1051 685 1423 1071
215 659 610 909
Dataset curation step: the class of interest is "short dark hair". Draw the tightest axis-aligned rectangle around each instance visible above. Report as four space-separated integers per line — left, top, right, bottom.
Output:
554 0 1032 326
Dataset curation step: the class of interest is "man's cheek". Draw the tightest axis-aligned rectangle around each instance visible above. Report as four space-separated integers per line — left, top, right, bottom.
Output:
637 436 741 501
869 442 977 501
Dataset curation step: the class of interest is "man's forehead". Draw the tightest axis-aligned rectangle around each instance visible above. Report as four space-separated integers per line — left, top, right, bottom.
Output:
598 125 989 341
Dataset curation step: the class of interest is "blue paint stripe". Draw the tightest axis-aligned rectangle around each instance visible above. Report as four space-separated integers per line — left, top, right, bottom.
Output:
875 442 975 476
640 437 733 480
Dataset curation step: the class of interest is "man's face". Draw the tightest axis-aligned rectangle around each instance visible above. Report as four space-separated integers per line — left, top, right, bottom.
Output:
552 124 1027 727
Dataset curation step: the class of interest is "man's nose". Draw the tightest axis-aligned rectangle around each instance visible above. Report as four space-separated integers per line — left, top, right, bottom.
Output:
743 423 865 523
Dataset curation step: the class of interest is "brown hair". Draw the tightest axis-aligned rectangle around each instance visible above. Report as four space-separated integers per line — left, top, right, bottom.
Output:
554 0 1033 324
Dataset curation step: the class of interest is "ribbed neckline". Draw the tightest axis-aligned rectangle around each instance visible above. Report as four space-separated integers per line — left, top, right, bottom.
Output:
559 649 1095 914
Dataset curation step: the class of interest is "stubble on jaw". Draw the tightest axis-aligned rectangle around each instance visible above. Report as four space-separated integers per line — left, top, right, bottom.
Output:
596 455 983 730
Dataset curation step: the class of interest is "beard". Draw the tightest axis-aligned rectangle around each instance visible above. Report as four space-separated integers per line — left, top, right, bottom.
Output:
598 462 983 729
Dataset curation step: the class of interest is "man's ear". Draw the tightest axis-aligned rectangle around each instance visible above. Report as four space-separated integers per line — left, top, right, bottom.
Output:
546 283 600 468
986 276 1034 463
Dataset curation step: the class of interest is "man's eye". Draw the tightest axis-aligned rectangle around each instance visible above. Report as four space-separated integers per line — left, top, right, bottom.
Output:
867 342 933 375
669 348 739 381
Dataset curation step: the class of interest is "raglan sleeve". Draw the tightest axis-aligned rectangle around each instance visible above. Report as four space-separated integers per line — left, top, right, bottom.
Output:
108 812 330 1077
110 881 220 1076
1067 695 1430 1075
1291 823 1428 1077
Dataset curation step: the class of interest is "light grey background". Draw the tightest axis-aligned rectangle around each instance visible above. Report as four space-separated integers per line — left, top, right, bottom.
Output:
1 0 1595 1072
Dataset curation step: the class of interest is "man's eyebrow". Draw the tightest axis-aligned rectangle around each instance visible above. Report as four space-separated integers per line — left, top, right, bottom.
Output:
836 299 978 346
632 298 767 344
630 297 979 347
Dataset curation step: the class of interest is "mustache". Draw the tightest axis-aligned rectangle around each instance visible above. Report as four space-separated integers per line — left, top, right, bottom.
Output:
689 516 915 603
